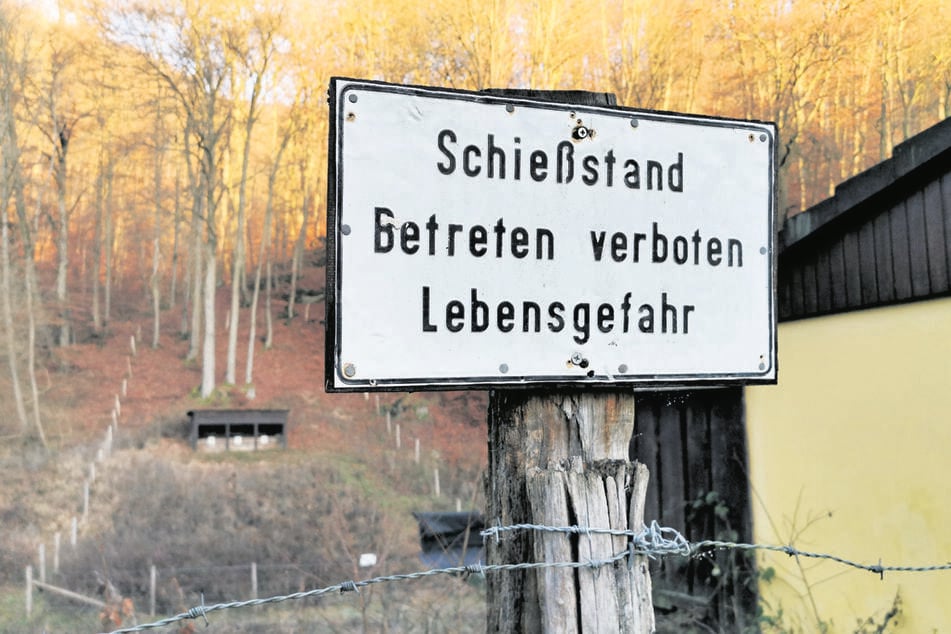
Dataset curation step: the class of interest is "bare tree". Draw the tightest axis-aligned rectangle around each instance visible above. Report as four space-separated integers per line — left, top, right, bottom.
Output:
225 6 283 385
0 3 46 447
106 1 234 396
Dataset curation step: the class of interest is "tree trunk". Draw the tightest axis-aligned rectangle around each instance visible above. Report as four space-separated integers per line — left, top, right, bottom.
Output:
54 148 69 346
287 162 311 321
0 182 29 435
200 241 216 398
187 199 203 361
486 391 653 633
245 128 288 385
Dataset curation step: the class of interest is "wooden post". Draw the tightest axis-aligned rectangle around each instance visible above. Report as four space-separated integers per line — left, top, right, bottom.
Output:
386 410 391 434
82 481 89 523
414 437 420 464
121 378 127 397
150 565 157 616
433 467 440 498
25 565 32 618
53 533 60 575
486 390 654 634
71 517 78 546
395 423 401 449
251 562 258 600
37 544 45 584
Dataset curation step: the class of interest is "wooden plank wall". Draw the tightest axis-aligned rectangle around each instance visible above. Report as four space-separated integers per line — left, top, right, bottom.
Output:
780 172 951 320
630 388 756 632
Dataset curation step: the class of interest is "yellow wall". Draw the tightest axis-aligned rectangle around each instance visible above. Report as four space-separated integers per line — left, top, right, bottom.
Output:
746 296 951 632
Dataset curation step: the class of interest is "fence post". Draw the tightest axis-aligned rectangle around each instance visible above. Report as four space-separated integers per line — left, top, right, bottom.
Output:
25 566 32 618
486 390 654 633
414 438 420 464
251 562 258 600
395 424 401 449
37 543 46 584
82 482 89 523
71 517 78 546
53 533 60 575
386 411 391 434
150 565 157 616
433 467 440 498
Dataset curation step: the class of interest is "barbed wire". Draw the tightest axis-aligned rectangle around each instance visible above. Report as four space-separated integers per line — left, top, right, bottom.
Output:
103 553 628 633
102 521 951 633
483 521 951 576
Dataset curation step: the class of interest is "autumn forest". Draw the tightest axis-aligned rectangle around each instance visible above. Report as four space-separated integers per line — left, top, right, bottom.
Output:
1 0 949 445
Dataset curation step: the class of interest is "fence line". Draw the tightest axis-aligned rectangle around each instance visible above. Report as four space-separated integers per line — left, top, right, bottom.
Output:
98 521 951 634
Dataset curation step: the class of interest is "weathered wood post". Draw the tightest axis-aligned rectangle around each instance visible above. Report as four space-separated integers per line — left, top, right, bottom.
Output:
25 565 32 618
486 390 653 633
150 564 157 616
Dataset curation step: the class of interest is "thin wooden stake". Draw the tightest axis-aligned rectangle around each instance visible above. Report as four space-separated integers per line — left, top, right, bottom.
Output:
70 517 77 546
53 533 60 575
25 566 32 618
82 482 89 523
121 378 127 397
150 565 157 616
126 356 133 378
251 562 258 600
433 467 440 498
395 424 401 449
37 544 45 584
414 438 420 464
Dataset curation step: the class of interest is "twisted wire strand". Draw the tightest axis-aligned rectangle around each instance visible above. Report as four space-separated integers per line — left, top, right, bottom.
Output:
102 522 951 633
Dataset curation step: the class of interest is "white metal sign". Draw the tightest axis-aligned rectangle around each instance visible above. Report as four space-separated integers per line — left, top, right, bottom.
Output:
326 78 776 391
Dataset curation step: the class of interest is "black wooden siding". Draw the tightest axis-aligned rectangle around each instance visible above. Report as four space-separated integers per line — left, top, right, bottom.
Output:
780 117 951 321
630 388 756 632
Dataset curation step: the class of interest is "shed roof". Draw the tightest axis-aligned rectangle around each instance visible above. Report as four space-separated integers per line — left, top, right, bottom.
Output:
778 116 951 321
187 409 289 424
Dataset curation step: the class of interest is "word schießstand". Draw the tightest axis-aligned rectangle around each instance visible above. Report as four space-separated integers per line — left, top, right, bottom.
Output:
326 80 776 633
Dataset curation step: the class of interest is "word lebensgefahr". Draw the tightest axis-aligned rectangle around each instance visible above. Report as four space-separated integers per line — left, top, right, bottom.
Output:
421 287 695 345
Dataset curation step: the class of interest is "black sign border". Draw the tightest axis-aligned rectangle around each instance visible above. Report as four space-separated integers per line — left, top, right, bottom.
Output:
325 77 778 393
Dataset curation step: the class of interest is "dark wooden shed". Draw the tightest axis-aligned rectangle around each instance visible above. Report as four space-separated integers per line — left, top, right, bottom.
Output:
187 409 289 451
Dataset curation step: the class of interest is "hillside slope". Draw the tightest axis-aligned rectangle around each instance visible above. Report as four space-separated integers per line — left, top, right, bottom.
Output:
0 257 489 631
